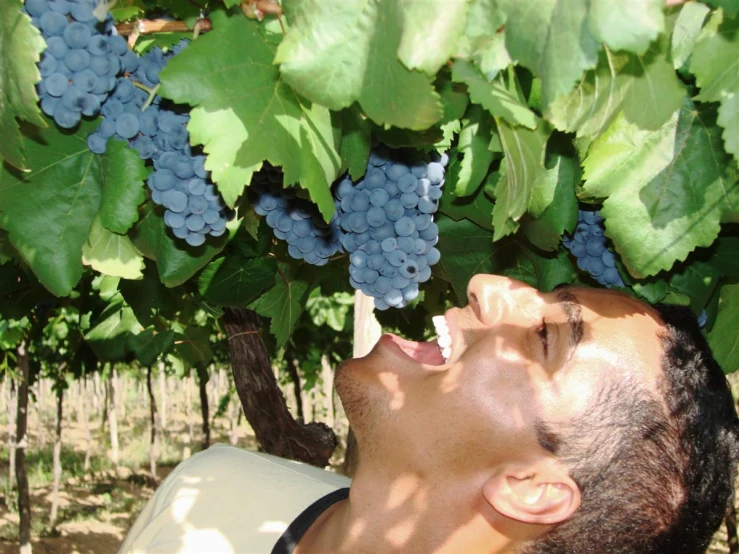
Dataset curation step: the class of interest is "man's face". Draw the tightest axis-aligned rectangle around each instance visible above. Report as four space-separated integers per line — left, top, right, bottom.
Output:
336 274 665 479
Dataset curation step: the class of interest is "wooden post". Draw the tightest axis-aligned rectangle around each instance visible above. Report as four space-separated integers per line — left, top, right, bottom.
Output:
108 367 119 472
49 386 64 530
7 378 17 490
146 366 159 479
15 342 32 554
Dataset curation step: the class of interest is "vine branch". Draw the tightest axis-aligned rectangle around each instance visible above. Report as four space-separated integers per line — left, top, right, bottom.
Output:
115 18 212 37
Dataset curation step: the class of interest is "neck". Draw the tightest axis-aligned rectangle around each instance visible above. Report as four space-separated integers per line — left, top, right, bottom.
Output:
295 467 525 554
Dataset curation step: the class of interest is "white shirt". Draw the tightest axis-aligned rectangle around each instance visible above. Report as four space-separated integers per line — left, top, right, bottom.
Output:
118 444 351 554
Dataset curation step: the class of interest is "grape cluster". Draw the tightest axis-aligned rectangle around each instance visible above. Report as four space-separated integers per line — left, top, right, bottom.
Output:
336 149 446 310
250 165 344 266
26 0 132 129
88 43 232 247
563 209 625 288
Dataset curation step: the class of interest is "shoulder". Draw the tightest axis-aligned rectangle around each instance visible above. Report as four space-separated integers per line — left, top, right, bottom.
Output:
118 445 350 554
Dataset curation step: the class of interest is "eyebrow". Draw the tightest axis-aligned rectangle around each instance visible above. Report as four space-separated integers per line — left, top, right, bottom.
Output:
556 289 584 350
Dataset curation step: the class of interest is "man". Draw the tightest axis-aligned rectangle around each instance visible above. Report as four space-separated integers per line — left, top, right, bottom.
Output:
119 275 739 554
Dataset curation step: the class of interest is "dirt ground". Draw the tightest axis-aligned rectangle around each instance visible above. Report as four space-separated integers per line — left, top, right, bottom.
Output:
0 374 264 554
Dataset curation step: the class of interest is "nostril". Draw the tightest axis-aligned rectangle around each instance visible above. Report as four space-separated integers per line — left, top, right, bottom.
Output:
469 291 482 320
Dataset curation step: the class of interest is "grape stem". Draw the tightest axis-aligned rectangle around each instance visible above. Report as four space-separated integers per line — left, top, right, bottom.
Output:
115 18 212 37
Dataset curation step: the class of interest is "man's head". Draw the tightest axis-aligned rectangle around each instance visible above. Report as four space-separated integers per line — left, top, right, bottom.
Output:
335 274 739 553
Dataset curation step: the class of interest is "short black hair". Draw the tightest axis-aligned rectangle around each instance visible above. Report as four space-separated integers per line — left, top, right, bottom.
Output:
522 303 739 554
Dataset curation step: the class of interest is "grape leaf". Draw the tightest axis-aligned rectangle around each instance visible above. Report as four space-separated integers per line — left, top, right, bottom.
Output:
0 121 145 296
447 105 496 197
0 0 47 169
111 5 144 22
707 281 739 373
170 325 212 369
98 140 148 234
275 0 442 131
159 12 341 221
434 216 505 302
82 217 145 280
336 107 371 182
397 0 469 74
451 61 537 129
455 0 511 80
198 256 277 308
130 203 227 288
129 328 176 368
546 39 685 138
690 10 739 161
84 301 142 361
588 0 664 55
669 261 720 314
521 155 579 251
582 101 738 278
505 0 600 109
491 118 551 241
119 265 183 328
503 247 578 292
671 2 711 70
249 273 309 346
702 0 739 18
439 179 495 232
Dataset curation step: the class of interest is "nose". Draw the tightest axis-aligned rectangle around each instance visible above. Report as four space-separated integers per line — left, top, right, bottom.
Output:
466 275 537 326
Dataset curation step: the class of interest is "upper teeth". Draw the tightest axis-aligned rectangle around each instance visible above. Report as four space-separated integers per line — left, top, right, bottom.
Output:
432 315 452 362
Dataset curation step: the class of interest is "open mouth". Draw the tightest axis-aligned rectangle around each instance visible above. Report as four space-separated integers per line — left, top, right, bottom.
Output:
385 335 447 366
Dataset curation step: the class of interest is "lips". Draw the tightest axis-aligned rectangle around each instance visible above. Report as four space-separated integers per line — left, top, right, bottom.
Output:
382 334 447 366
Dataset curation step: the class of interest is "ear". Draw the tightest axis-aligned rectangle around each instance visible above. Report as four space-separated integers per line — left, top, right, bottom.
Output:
482 465 581 526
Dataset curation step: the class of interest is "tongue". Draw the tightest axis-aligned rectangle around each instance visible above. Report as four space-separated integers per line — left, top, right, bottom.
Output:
391 335 446 366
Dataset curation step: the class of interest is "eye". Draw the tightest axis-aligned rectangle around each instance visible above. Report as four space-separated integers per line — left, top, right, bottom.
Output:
538 318 549 357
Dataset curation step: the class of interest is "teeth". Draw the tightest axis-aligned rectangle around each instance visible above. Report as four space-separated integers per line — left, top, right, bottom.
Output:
432 315 452 362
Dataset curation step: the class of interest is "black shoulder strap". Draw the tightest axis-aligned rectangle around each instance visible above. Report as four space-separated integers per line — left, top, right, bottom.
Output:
271 487 350 554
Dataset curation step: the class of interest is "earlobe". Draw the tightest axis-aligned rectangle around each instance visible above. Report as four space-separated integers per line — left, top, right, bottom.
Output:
482 468 581 526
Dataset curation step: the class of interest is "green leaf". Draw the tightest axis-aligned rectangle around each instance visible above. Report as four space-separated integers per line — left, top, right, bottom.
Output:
707 281 739 373
546 41 686 138
160 13 341 220
434 216 504 302
82 217 145 280
582 101 738 277
631 278 670 304
708 236 739 276
587 0 664 55
249 273 309 347
198 256 277 307
521 155 579 251
110 5 144 22
0 121 144 296
455 0 511 80
671 2 711 70
337 107 371 181
439 179 495 232
668 261 720 313
118 265 183 327
491 118 551 241
171 325 212 369
134 32 193 55
130 328 176 367
451 60 537 129
85 301 142 361
0 0 47 169
397 0 469 75
97 139 148 234
503 247 578 292
275 0 442 131
130 203 227 288
437 73 470 124
505 0 599 108
690 10 739 160
447 105 496 197
703 0 739 18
